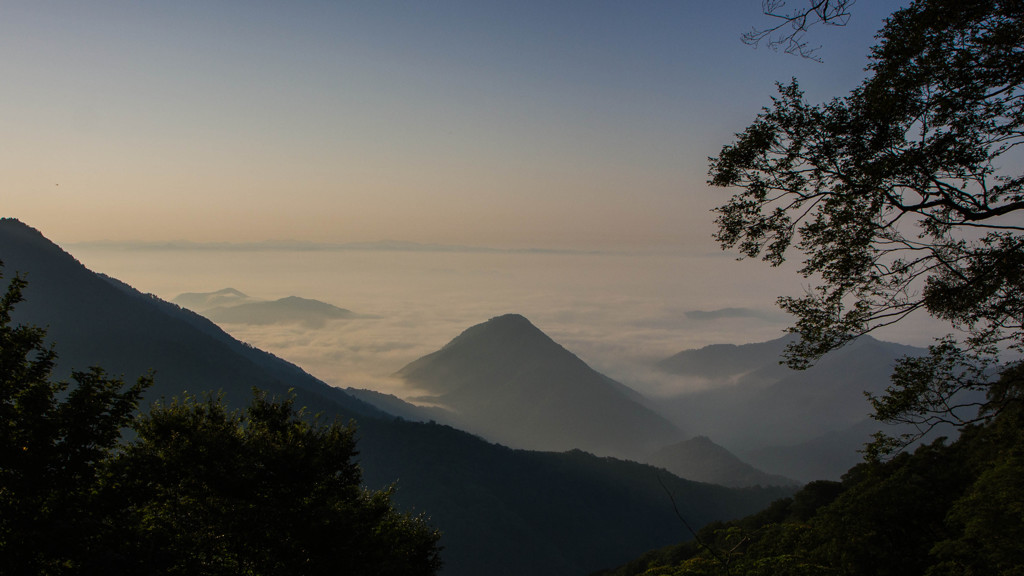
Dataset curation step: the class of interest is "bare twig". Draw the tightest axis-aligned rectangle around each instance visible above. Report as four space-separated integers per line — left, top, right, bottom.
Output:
743 0 856 61
656 472 732 574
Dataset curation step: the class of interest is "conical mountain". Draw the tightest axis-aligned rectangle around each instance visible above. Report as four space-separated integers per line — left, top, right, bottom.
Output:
397 313 681 458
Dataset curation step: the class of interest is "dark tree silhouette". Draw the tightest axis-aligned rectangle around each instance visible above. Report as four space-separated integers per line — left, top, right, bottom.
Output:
713 0 1024 451
107 391 442 576
0 263 150 572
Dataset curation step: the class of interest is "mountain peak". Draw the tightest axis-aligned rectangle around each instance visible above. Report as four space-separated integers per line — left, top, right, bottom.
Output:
173 288 256 312
396 314 681 458
423 313 573 376
487 313 532 325
431 313 564 360
450 313 541 339
1 217 38 234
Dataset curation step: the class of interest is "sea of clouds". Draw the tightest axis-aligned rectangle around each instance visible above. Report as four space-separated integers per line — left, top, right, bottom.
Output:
70 244 947 399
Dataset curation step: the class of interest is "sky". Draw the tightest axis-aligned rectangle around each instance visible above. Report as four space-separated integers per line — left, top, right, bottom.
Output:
5 1 945 398
3 0 901 251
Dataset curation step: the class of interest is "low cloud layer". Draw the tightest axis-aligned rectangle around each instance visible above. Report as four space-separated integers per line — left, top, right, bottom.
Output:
685 307 775 321
73 246 948 401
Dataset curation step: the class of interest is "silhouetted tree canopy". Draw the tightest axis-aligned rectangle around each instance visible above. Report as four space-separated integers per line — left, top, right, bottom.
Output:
712 0 1024 451
0 262 150 573
108 390 442 576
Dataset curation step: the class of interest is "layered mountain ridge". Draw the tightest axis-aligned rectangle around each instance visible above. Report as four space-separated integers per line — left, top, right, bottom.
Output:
653 335 931 481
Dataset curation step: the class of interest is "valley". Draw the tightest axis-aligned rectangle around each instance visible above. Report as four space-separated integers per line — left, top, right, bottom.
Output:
1 219 792 576
0 218 955 573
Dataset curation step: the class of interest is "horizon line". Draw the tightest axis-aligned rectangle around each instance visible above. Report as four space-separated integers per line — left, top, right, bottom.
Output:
66 239 615 256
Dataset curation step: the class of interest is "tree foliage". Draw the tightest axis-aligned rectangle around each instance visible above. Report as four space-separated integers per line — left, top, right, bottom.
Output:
106 391 442 576
0 263 441 575
711 0 1024 450
0 262 150 572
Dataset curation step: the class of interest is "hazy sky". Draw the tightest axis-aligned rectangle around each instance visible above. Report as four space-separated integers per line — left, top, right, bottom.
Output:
3 1 901 251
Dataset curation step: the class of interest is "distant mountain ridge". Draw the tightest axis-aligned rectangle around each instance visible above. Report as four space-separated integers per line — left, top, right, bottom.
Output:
173 287 255 310
654 335 929 481
396 314 682 459
206 296 358 326
657 337 794 384
173 289 363 327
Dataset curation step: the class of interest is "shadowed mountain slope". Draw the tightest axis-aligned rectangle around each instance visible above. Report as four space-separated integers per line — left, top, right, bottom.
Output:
0 218 791 576
646 436 799 488
0 219 377 419
397 314 682 459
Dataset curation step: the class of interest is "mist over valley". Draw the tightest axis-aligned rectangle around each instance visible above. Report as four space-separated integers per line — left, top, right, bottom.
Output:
48 234 952 483
70 241 946 401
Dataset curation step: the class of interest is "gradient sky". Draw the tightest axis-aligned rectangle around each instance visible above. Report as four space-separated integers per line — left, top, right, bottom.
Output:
3 1 901 251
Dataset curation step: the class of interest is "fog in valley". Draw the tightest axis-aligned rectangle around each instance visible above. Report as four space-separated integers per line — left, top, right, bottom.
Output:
70 243 948 400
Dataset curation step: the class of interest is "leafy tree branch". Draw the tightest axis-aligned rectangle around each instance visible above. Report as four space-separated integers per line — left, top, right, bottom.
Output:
712 0 1024 452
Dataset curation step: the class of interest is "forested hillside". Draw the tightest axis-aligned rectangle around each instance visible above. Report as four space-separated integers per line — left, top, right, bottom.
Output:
596 365 1024 575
